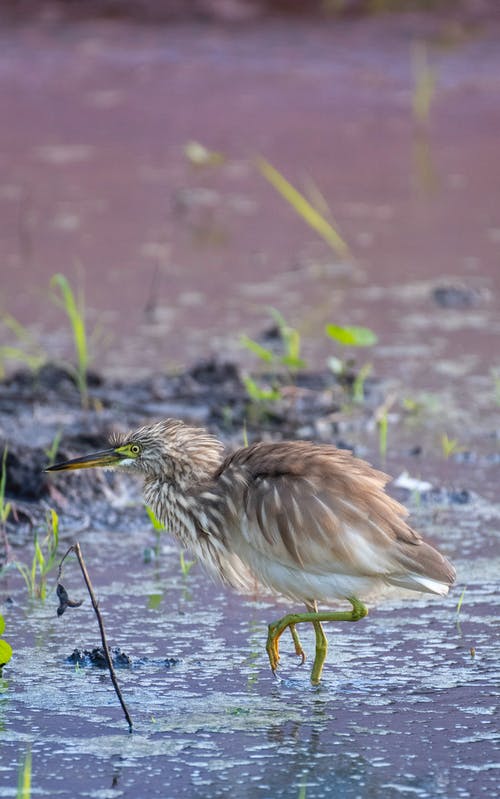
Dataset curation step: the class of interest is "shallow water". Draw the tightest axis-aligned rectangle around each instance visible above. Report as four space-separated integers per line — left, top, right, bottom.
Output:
1 481 499 798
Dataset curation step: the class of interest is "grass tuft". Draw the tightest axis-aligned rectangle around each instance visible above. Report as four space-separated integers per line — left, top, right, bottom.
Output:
50 274 90 407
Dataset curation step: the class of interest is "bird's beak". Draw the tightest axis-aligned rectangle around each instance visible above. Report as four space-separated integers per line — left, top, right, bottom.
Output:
46 448 124 472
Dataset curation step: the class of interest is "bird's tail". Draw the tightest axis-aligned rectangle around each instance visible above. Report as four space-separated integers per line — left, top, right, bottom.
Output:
387 538 456 596
386 572 452 596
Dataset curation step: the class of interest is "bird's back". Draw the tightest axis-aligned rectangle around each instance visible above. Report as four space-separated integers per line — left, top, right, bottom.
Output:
208 441 455 602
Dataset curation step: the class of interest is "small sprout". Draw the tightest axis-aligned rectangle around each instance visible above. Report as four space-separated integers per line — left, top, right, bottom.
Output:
440 433 466 460
352 362 373 404
325 325 377 404
378 413 388 462
242 375 281 404
44 430 62 468
455 586 467 617
240 309 306 374
15 508 60 600
374 395 396 464
267 308 306 372
179 550 195 578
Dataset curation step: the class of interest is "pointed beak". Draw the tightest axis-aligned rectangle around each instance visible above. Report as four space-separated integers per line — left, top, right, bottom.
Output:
46 448 123 472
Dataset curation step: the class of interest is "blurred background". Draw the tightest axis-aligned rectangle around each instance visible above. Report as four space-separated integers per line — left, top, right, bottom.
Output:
1 0 499 387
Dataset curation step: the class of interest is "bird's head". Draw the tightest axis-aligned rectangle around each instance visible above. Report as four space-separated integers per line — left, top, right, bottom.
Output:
46 419 225 486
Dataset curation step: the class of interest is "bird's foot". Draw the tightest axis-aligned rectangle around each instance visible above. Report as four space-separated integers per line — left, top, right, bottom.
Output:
266 614 305 674
289 623 306 665
266 620 282 674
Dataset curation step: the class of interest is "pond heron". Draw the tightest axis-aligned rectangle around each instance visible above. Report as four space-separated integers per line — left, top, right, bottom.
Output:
47 419 455 683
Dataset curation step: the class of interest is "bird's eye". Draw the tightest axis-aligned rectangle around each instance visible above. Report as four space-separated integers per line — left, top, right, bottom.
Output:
130 444 141 456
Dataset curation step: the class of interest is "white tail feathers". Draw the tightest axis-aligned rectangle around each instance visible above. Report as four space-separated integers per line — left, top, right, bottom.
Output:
386 572 451 596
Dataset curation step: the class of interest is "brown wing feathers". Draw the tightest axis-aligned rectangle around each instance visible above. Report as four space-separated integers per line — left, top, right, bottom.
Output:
221 442 454 586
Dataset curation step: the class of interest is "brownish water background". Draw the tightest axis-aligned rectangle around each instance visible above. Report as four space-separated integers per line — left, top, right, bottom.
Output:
1 5 499 387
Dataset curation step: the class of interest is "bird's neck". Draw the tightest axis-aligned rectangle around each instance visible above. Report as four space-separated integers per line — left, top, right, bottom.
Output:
143 471 223 550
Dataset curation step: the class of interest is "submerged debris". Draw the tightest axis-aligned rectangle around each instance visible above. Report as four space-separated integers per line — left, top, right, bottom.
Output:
67 647 132 669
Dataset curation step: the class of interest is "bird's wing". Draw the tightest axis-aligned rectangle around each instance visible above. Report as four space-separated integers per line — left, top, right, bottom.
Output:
222 442 421 578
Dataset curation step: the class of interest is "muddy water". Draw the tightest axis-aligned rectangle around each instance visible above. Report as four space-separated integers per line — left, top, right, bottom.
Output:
1 484 499 799
1 9 500 799
1 13 500 385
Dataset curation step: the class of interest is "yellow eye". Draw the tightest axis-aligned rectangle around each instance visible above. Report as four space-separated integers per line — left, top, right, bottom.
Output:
130 444 141 456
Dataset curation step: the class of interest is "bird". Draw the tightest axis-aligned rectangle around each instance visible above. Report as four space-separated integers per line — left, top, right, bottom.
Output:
47 419 456 683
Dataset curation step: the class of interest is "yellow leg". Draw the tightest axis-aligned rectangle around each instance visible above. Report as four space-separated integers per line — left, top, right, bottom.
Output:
266 598 368 681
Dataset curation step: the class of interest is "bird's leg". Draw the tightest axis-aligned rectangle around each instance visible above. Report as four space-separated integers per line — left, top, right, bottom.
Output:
289 623 306 664
266 598 368 679
306 601 328 685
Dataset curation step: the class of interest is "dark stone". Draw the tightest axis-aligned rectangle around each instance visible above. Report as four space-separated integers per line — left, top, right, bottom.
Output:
433 285 480 309
36 363 77 390
189 359 240 385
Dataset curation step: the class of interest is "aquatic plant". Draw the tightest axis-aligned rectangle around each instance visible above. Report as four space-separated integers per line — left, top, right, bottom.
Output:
257 158 349 259
16 748 31 799
15 509 59 600
456 586 467 617
325 323 377 402
44 430 62 469
239 308 306 415
440 433 466 460
240 308 306 374
0 613 13 672
325 324 377 348
241 375 281 405
179 550 196 578
378 411 388 462
145 505 195 577
50 274 90 407
352 362 373 404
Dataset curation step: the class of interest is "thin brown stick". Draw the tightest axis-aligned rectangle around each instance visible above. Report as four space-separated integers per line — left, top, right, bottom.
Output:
58 542 133 731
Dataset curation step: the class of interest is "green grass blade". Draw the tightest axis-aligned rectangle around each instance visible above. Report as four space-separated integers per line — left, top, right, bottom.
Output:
456 587 467 616
16 748 31 799
145 505 166 532
239 335 275 363
257 158 350 258
325 324 378 347
50 274 88 401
